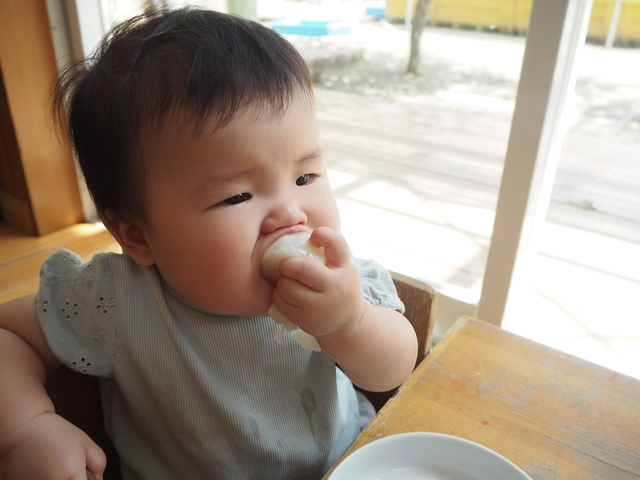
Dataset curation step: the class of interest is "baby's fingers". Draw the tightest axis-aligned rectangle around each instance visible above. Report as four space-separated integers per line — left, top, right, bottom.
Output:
278 256 329 292
85 441 106 480
309 227 351 268
86 469 101 480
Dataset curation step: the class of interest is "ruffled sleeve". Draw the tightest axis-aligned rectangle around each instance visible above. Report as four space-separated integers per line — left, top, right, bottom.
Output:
36 249 117 377
354 257 405 314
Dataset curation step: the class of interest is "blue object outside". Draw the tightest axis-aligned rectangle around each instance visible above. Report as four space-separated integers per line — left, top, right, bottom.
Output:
366 5 385 18
272 19 351 36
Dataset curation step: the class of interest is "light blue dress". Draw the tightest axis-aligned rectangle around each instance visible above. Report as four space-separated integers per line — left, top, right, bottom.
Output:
37 250 403 480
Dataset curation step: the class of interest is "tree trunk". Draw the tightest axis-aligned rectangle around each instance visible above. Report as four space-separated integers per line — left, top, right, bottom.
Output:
407 0 431 75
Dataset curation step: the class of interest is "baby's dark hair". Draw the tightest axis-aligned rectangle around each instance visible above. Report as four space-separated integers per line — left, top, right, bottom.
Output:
52 7 313 225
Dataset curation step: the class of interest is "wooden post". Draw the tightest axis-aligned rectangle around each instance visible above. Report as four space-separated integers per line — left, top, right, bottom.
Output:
477 0 594 326
0 0 84 235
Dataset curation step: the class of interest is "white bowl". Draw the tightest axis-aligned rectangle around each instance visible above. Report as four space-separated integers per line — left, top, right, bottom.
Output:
328 432 532 480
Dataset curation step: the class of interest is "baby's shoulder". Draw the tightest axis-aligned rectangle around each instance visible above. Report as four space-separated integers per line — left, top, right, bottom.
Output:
39 250 142 294
42 249 130 273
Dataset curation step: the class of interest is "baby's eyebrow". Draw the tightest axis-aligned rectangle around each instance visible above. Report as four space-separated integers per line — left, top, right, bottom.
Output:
190 147 324 195
298 147 325 165
190 168 253 195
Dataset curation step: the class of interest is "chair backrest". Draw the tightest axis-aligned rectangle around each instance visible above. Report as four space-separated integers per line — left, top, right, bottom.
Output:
45 271 436 478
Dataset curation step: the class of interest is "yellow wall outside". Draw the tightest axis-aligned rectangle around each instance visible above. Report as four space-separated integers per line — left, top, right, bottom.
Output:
385 0 640 43
588 0 640 42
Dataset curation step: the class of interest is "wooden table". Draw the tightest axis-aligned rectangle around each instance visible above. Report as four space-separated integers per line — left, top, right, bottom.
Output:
323 317 640 479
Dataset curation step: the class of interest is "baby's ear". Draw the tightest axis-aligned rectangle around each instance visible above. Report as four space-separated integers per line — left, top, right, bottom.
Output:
102 209 156 266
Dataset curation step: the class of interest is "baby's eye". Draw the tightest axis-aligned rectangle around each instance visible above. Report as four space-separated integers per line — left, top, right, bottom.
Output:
220 193 251 205
296 174 316 186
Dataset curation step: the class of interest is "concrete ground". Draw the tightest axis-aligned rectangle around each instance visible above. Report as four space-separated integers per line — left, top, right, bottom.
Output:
274 2 640 379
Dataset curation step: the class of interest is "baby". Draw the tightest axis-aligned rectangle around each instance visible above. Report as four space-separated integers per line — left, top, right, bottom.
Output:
0 7 417 480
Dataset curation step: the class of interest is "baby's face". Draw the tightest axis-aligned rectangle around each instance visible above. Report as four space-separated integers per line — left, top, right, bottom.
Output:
138 94 340 316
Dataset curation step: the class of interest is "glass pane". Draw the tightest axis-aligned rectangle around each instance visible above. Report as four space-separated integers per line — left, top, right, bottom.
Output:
510 38 640 379
301 2 526 331
315 25 522 294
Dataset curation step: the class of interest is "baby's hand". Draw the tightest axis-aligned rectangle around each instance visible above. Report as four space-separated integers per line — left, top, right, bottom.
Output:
0 412 105 480
272 227 364 339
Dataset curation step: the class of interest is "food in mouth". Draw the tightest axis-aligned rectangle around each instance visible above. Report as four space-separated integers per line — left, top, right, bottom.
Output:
261 232 325 283
261 232 325 351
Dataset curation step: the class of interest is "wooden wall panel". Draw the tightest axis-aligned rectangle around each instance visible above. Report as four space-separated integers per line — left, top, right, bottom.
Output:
0 69 36 233
0 0 84 235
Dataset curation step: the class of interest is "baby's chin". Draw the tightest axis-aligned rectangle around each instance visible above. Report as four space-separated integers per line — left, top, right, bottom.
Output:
223 291 274 317
181 287 273 317
197 274 275 314
200 302 271 318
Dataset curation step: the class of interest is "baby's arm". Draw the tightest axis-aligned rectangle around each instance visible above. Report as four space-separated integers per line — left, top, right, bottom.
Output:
0 294 106 480
319 300 417 393
272 228 418 392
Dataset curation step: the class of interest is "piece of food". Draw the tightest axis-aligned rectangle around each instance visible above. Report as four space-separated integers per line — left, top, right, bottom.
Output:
262 232 325 351
268 304 321 351
261 232 325 284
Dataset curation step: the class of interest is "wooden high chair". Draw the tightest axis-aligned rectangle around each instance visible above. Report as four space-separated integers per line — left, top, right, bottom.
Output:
44 271 436 480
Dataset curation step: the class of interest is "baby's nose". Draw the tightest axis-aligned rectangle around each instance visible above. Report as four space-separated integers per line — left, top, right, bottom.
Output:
261 199 308 233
